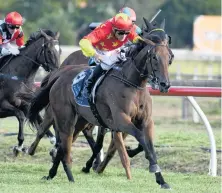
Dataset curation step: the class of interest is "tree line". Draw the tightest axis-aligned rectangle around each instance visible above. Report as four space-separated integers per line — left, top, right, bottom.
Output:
0 0 220 48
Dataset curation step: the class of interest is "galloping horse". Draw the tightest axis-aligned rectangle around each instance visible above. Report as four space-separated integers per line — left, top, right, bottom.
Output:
28 32 171 189
27 19 173 161
81 18 174 175
0 29 60 155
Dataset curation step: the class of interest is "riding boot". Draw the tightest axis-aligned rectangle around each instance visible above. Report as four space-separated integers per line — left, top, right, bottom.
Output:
86 64 104 98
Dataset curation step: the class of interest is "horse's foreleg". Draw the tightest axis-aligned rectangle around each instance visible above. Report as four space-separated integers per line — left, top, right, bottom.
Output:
143 119 170 189
110 111 170 188
1 100 26 155
113 132 131 179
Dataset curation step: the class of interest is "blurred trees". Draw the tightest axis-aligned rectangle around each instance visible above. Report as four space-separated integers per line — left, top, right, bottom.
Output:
0 0 220 47
156 0 221 48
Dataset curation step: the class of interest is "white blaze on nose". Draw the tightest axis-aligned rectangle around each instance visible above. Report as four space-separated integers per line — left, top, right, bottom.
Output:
54 44 60 53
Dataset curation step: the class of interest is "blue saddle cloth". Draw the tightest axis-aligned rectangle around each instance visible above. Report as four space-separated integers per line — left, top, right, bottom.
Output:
71 67 95 107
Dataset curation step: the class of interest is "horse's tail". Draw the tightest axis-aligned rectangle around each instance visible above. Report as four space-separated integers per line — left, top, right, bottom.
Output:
40 72 51 88
27 74 59 128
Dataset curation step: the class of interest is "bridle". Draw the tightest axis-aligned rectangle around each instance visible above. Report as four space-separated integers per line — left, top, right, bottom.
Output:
111 42 167 90
132 43 167 78
19 38 59 71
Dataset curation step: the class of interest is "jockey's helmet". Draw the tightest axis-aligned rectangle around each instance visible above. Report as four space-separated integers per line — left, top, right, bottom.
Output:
112 13 133 32
119 7 136 22
5 12 23 28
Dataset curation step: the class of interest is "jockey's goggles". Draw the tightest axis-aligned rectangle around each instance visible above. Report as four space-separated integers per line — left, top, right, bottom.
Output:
114 29 130 35
7 24 20 29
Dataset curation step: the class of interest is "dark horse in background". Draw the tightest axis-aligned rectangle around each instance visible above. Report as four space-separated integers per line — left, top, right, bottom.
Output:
0 29 60 155
27 24 171 189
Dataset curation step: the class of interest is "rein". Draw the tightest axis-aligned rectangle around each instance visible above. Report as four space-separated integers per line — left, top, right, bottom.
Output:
110 42 167 90
0 38 57 80
110 74 145 90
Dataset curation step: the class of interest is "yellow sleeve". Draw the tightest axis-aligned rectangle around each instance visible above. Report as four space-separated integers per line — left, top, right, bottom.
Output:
79 39 96 57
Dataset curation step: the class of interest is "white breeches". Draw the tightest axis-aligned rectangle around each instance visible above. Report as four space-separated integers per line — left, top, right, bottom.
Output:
96 49 121 70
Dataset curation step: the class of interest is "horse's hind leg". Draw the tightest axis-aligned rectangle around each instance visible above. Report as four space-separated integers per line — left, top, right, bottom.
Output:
43 98 77 182
82 126 107 173
28 106 54 155
82 125 103 170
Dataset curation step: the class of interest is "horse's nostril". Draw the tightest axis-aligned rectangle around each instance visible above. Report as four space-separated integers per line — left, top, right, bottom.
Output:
160 82 166 87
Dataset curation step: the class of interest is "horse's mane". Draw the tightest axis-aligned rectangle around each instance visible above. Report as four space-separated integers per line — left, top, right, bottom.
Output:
25 29 56 46
126 41 145 59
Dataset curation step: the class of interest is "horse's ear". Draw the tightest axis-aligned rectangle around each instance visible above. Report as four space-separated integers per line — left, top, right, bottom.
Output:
40 29 51 41
160 18 165 30
55 31 60 40
143 17 153 31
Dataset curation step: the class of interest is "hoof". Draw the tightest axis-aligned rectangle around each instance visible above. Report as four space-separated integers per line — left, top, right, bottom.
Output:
149 164 161 173
92 163 99 172
96 167 104 174
42 176 51 181
13 146 20 157
28 148 35 156
161 183 171 189
82 167 90 173
127 150 136 158
69 179 75 183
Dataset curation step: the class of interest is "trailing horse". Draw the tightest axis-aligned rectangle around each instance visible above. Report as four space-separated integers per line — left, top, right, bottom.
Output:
0 29 60 155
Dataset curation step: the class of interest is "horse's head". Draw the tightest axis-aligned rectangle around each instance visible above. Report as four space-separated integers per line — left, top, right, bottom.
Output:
126 37 171 93
24 29 61 72
140 18 174 91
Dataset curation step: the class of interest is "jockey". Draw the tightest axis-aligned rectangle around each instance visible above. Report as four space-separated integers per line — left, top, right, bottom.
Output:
0 11 24 57
119 7 142 35
79 13 142 98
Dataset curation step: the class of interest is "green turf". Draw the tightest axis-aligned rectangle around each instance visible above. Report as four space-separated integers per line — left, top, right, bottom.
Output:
0 96 221 192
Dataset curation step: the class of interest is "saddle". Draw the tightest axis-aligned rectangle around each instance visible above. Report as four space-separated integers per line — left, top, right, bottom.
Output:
72 67 111 127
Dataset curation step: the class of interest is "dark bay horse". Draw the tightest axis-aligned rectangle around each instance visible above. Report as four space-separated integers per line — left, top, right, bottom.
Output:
26 19 173 182
27 36 171 188
0 29 60 155
82 18 175 174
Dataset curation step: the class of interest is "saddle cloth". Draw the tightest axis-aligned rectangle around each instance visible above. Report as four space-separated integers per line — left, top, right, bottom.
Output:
71 67 104 107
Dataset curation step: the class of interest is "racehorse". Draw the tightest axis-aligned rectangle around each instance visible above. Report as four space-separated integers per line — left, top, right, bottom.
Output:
27 31 171 189
0 29 60 155
26 19 173 183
